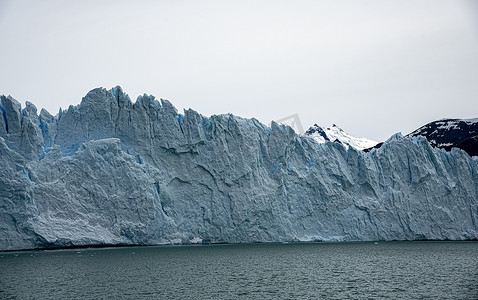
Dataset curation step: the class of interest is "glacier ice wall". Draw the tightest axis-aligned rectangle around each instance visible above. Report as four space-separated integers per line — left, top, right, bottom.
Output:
1 87 477 250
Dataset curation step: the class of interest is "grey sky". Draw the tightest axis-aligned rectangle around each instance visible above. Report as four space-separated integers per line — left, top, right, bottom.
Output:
1 0 477 141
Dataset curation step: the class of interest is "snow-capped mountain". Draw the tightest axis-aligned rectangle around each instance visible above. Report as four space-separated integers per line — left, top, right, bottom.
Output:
407 118 478 157
305 124 378 150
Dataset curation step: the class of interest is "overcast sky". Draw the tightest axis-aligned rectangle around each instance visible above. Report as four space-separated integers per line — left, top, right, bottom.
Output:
0 0 477 141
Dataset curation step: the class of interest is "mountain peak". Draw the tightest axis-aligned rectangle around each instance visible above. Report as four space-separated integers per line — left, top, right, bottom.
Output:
407 118 478 155
305 124 377 150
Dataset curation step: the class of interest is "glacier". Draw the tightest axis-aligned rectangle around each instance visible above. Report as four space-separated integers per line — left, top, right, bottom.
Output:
1 86 477 250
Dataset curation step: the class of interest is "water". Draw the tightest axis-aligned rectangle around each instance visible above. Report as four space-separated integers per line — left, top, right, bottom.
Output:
0 242 477 299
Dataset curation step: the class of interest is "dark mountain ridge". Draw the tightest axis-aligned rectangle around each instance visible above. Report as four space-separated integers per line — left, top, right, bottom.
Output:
364 118 478 156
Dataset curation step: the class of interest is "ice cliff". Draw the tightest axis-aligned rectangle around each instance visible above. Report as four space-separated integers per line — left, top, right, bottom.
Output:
1 87 477 250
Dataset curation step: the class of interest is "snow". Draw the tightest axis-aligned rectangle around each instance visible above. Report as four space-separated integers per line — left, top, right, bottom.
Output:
463 117 478 123
428 118 477 128
306 124 378 150
437 124 459 130
438 142 454 147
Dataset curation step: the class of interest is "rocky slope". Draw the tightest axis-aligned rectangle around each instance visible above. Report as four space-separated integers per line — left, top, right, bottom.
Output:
365 118 478 156
407 118 478 157
1 87 477 250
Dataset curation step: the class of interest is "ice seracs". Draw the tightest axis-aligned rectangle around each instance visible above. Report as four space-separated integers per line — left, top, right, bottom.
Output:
305 124 378 150
0 87 477 250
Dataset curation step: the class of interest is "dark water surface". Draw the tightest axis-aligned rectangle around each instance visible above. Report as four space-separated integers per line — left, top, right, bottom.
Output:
1 242 477 299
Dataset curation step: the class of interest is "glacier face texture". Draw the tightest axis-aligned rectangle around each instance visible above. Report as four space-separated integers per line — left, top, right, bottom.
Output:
1 87 478 250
